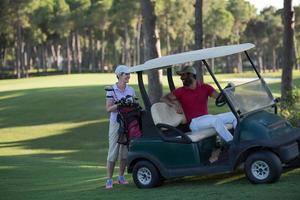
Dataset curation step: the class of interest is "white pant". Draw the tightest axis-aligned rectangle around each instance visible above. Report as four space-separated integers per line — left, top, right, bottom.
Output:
189 112 237 142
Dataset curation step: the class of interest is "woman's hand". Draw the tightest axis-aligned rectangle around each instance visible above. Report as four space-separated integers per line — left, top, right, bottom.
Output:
106 99 118 112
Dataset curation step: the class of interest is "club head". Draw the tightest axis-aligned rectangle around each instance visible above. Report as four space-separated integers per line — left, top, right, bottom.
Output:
104 86 114 92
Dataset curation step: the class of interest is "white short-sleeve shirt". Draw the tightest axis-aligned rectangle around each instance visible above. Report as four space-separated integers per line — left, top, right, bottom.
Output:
106 83 135 123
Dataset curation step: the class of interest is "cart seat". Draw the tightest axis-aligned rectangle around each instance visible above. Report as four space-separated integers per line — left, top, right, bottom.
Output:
186 124 233 142
151 102 186 127
151 102 233 142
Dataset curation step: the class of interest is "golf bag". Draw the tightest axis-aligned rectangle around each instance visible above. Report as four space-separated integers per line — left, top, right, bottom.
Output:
117 103 142 145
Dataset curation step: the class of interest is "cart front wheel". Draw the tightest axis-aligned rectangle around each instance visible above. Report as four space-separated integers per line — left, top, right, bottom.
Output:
245 151 282 184
132 160 163 188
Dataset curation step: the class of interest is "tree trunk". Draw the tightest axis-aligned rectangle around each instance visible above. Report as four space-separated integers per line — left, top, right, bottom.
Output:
38 45 44 75
33 46 39 73
124 25 131 66
56 44 62 70
133 34 137 66
140 0 163 104
129 38 133 66
211 35 216 73
272 48 277 72
51 43 58 70
20 41 26 77
95 39 100 71
71 32 77 72
24 42 30 77
100 31 106 71
42 43 48 75
256 48 264 73
236 36 242 73
88 31 94 71
258 54 263 73
16 23 22 78
237 53 243 73
1 47 6 68
121 41 125 64
82 32 88 71
165 5 170 55
92 38 96 71
194 0 203 83
136 15 142 65
139 22 144 65
293 25 299 70
66 37 71 74
181 30 186 52
225 56 231 73
27 45 33 76
0 35 6 68
40 45 45 74
281 0 294 107
75 30 82 73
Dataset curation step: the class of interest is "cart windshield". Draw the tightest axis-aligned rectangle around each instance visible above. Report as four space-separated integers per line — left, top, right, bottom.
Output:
223 79 275 116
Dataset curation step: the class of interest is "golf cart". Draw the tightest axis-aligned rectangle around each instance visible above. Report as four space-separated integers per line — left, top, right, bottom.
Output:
126 43 300 188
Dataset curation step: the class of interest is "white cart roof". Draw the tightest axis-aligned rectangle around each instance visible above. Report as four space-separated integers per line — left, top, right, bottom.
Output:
129 43 255 73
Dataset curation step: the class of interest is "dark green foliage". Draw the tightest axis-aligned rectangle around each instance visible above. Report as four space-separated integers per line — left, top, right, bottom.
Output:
280 86 300 127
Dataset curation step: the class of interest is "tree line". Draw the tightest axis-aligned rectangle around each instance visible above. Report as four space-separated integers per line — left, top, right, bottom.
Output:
0 0 299 79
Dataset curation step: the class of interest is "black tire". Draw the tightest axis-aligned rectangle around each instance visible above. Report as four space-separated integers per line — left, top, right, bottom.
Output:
132 160 163 188
245 151 282 184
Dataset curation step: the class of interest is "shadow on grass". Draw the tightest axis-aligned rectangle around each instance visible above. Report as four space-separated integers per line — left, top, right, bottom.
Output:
1 161 299 200
0 120 109 164
0 84 141 129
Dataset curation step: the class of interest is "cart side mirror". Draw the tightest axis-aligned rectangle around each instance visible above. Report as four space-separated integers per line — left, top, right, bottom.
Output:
223 82 235 92
104 86 114 92
274 97 281 103
228 82 235 88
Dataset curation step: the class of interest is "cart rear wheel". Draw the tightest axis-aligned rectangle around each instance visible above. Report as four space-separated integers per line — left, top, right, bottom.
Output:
245 151 282 184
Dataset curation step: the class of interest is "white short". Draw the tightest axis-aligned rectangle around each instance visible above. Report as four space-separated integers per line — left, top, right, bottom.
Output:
107 121 128 162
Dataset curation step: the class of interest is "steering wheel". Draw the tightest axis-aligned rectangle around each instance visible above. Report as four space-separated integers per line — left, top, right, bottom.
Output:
215 93 226 107
215 82 235 107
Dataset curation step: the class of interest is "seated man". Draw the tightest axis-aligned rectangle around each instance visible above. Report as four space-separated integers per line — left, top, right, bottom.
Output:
161 66 237 144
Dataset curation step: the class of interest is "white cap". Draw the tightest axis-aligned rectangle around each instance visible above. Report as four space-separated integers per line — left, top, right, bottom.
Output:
115 65 130 75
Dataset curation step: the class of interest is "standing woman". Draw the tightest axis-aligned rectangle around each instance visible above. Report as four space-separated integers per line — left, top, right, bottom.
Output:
105 65 135 189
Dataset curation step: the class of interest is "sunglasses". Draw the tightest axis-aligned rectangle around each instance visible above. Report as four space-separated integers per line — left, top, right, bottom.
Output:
179 72 189 76
119 72 130 75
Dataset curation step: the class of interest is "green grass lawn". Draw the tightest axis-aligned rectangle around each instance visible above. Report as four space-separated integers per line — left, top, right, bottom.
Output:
1 72 300 200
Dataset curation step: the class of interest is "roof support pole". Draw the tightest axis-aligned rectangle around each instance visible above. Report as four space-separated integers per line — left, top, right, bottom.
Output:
167 67 175 92
138 71 151 111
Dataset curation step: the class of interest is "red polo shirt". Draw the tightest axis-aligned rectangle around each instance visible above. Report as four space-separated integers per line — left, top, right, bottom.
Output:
172 83 215 122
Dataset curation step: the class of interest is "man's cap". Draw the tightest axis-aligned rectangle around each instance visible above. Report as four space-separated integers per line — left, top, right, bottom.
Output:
176 66 196 75
115 65 130 75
